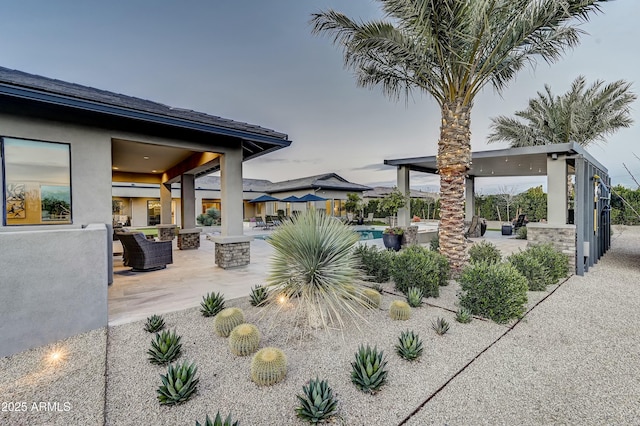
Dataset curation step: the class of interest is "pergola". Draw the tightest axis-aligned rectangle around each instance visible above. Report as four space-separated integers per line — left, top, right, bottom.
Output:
385 142 611 275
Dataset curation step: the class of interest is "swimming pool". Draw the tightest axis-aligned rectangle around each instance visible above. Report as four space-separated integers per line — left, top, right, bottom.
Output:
355 229 383 240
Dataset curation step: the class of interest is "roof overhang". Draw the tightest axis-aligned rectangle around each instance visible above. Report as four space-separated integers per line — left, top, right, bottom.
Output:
384 143 607 177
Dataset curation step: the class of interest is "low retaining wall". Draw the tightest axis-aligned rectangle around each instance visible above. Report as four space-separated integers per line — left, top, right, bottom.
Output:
527 223 576 273
0 224 108 357
178 228 201 250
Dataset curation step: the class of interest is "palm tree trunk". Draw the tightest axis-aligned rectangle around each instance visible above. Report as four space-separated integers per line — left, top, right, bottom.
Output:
437 99 472 272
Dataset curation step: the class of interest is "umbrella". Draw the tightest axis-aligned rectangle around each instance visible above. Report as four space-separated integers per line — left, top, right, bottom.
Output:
249 194 281 203
280 195 302 202
298 193 327 202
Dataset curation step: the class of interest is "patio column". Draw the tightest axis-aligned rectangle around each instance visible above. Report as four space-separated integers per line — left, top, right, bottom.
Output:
160 182 172 224
397 166 410 227
547 154 568 225
465 176 475 220
177 173 201 249
211 147 252 268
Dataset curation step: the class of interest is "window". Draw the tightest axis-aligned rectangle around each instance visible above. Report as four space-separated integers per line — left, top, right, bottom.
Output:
147 200 161 226
2 137 71 225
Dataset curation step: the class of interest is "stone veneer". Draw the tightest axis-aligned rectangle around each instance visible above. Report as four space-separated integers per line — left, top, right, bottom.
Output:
157 224 177 241
178 229 201 250
215 242 250 268
401 225 419 247
526 223 576 273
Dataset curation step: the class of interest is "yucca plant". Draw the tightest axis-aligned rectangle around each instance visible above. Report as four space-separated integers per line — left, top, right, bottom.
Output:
455 307 473 324
250 284 268 307
200 291 225 317
350 344 388 394
147 329 182 365
295 377 339 424
144 314 165 333
405 287 423 308
432 317 450 336
157 361 199 405
195 412 239 426
395 330 424 361
264 209 367 331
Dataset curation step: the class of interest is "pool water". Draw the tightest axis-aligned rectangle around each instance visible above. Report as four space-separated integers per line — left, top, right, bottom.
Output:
355 229 383 240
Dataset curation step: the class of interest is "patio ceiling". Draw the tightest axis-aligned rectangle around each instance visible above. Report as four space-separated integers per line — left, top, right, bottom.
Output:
384 143 606 178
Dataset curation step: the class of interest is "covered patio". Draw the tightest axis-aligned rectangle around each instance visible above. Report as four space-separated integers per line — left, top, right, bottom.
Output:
385 142 611 275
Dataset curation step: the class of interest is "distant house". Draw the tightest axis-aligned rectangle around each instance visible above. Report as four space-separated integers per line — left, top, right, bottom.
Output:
363 186 439 201
0 66 290 357
112 173 371 225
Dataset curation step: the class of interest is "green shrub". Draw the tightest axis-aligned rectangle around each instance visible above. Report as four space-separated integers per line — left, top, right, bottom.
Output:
353 244 395 283
196 207 220 226
458 262 528 324
468 241 502 264
526 243 570 282
429 234 439 251
508 251 553 291
391 245 449 297
516 226 527 240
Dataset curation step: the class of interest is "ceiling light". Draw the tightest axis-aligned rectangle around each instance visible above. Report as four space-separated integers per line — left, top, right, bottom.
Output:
112 166 119 170
152 170 157 173
143 156 150 160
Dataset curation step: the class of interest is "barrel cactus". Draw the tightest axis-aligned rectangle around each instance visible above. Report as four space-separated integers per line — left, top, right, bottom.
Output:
362 288 381 309
389 300 411 321
251 347 287 386
214 307 245 337
229 323 260 356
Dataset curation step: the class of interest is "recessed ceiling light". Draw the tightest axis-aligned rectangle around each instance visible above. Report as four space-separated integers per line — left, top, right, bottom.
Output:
152 170 157 173
143 156 150 160
112 166 119 170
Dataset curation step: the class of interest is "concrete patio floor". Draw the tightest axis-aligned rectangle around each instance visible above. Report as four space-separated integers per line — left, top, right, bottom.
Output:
108 224 527 326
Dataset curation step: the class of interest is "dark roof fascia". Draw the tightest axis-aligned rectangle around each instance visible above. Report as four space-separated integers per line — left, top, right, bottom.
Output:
0 83 291 148
268 183 371 193
384 142 607 174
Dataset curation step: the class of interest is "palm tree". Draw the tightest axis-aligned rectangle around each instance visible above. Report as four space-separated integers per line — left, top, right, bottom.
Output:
488 75 635 147
310 0 608 271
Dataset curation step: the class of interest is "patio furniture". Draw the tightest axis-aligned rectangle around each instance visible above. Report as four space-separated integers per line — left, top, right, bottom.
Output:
117 232 173 271
252 217 269 230
366 212 374 224
465 215 480 238
513 214 528 231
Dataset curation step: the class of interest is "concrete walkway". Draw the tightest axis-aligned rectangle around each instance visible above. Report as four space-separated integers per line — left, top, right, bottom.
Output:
403 225 640 425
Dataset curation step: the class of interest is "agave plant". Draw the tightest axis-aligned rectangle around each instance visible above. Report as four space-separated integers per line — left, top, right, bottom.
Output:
250 284 268 307
351 344 388 394
144 314 165 333
432 317 450 336
157 361 199 405
295 377 339 424
200 292 225 317
264 209 366 331
455 307 473 324
147 329 182 365
405 287 423 308
395 330 423 361
196 412 239 426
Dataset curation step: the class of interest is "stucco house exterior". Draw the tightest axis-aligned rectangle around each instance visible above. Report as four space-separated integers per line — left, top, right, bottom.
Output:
0 67 290 357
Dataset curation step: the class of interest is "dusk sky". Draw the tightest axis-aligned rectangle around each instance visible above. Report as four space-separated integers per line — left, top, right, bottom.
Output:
1 1 637 193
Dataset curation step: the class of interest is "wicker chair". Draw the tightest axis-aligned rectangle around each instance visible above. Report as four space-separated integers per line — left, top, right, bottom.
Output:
117 232 173 271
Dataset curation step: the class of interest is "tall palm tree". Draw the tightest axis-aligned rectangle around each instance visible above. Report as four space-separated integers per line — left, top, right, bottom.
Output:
488 75 636 147
311 0 608 271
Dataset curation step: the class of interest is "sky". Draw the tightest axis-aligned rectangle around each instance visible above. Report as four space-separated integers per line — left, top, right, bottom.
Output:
0 1 638 194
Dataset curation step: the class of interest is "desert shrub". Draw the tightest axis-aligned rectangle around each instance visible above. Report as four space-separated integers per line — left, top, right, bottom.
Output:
353 244 395 283
390 245 449 297
507 251 553 291
526 243 570 282
516 225 528 239
468 241 502 264
264 209 365 330
196 207 220 226
458 261 528 324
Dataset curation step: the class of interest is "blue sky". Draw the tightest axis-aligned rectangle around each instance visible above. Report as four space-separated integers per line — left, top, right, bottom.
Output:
1 1 637 193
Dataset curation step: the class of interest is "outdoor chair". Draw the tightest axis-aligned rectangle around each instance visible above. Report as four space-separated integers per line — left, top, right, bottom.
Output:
117 232 173 271
464 215 480 238
253 217 269 230
366 212 374 224
513 214 528 231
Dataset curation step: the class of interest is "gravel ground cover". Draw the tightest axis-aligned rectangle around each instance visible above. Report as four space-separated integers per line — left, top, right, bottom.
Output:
0 328 107 426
